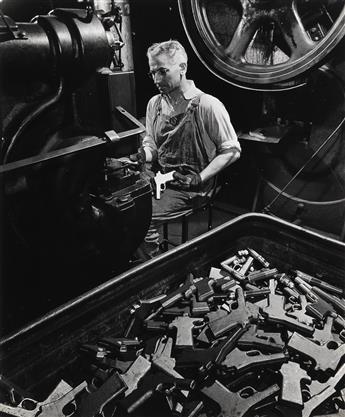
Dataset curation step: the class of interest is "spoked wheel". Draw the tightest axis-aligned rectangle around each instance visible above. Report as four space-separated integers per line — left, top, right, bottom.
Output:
178 0 345 90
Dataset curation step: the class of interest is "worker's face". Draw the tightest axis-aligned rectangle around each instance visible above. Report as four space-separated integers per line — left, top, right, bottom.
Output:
148 54 183 94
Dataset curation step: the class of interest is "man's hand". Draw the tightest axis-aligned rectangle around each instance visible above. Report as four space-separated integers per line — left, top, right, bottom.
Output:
129 148 146 164
172 172 203 192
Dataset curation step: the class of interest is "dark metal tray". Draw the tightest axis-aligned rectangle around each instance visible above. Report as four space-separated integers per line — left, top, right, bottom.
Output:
1 213 344 396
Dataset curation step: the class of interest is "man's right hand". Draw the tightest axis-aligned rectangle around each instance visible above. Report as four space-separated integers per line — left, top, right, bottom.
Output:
129 148 146 164
172 171 203 192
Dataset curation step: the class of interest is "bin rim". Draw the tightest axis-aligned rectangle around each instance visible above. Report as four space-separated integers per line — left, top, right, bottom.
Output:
1 212 344 346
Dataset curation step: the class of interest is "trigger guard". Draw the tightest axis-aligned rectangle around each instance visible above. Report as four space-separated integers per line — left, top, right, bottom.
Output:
20 398 38 410
239 385 256 398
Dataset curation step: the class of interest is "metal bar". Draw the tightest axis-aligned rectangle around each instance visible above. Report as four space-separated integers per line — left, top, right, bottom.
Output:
114 106 145 134
117 127 145 139
0 136 105 175
1 107 145 176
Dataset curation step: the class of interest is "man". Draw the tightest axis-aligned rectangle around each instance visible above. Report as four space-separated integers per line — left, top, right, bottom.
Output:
133 40 241 258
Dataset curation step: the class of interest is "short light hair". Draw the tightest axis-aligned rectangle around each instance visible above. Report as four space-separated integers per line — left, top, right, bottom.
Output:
147 40 188 65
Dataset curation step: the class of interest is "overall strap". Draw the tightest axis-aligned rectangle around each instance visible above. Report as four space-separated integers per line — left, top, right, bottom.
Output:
189 94 210 166
152 95 163 126
188 94 202 110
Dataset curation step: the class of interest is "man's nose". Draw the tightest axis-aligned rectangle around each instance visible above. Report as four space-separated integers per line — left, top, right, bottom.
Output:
153 72 162 82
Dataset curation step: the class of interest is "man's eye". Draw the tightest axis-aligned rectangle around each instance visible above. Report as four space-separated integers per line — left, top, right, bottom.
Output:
148 68 169 78
158 68 169 75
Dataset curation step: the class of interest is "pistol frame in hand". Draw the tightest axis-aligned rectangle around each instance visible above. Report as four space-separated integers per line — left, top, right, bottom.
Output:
154 171 176 199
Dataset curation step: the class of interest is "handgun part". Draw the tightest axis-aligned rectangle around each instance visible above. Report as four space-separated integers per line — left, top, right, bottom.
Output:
221 347 287 375
302 363 345 417
247 248 270 268
237 325 285 352
121 355 151 397
201 379 280 417
280 361 311 408
154 171 176 199
295 270 343 297
170 316 204 348
286 296 315 327
261 293 314 336
288 332 345 373
312 316 337 346
0 380 87 417
77 372 126 417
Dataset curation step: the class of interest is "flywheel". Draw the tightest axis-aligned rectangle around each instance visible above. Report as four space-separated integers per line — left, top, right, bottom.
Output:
178 0 345 90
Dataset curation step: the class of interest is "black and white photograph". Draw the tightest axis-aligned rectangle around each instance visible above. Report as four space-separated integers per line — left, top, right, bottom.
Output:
0 0 344 416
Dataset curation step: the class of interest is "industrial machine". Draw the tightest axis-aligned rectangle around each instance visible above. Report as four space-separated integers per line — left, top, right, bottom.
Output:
179 0 345 238
1 0 345 333
0 3 152 332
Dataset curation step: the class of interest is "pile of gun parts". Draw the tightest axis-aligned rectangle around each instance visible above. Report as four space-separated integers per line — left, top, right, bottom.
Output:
1 248 345 417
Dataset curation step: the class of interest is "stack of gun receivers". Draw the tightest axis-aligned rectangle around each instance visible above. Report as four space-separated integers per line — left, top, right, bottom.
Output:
1 248 345 417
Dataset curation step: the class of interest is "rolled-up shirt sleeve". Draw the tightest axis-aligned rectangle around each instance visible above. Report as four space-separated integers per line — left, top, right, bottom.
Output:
142 97 158 155
198 95 241 154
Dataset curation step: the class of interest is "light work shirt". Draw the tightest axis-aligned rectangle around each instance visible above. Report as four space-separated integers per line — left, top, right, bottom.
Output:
142 80 241 163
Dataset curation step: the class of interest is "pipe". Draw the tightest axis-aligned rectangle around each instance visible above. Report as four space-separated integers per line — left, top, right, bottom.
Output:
2 77 64 163
113 0 134 71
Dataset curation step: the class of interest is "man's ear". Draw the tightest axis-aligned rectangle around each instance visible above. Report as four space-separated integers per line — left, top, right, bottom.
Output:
179 62 187 74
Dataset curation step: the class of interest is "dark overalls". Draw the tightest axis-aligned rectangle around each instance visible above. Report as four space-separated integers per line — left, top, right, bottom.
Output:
141 93 215 258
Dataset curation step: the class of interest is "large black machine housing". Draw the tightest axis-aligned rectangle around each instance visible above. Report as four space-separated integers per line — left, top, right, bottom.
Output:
179 0 345 238
0 6 152 331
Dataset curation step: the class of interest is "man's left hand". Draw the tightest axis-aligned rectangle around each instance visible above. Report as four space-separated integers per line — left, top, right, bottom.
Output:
173 172 203 192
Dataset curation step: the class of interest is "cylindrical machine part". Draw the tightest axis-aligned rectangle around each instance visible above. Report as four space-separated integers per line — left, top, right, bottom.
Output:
114 0 133 71
0 21 52 80
0 9 114 83
94 0 112 11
